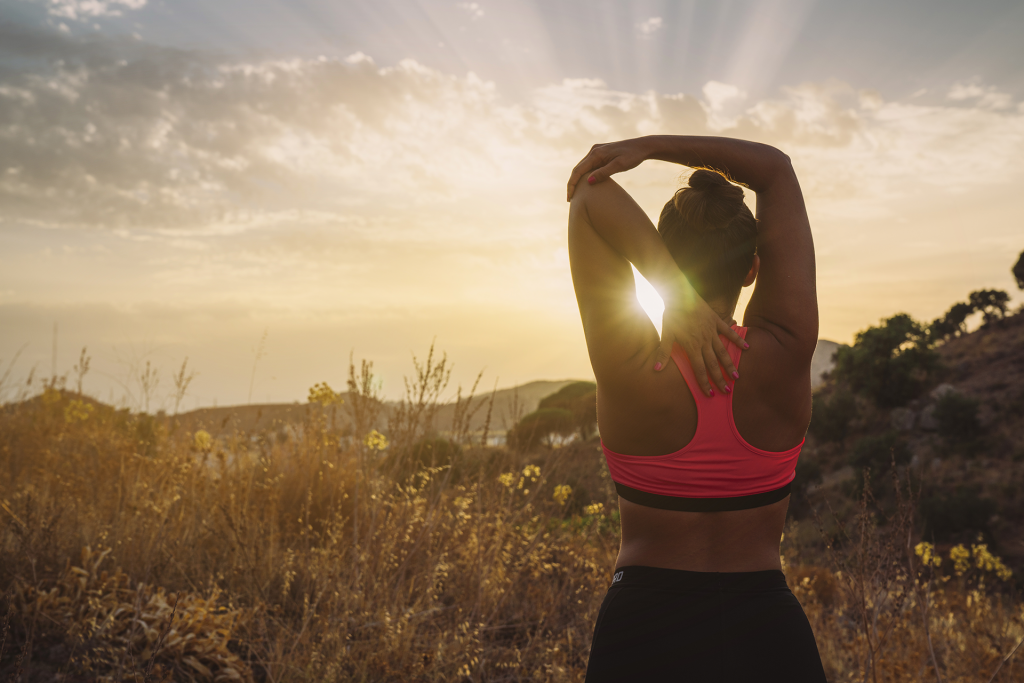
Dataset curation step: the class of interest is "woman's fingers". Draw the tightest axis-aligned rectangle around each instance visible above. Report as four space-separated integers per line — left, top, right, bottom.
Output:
702 344 729 394
712 336 738 387
718 319 749 351
585 160 622 186
567 150 605 200
567 142 646 200
670 332 738 396
686 340 713 396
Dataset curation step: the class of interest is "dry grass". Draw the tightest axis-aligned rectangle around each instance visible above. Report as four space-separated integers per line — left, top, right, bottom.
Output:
1 355 1023 682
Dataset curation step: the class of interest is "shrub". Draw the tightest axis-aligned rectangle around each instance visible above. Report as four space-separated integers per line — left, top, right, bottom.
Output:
833 313 939 408
537 381 597 440
507 407 574 452
388 435 463 482
921 487 996 542
968 289 1010 324
789 453 823 518
849 431 911 472
929 289 1010 343
929 301 974 343
809 389 857 443
933 391 982 442
847 432 911 498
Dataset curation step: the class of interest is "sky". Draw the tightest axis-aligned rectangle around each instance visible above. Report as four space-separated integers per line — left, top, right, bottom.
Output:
1 0 1023 409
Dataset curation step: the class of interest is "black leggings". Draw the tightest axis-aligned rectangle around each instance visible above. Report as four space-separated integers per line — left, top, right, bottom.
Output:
585 566 827 682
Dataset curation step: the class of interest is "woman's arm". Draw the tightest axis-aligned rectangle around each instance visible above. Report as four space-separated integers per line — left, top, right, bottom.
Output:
568 136 818 356
569 178 743 396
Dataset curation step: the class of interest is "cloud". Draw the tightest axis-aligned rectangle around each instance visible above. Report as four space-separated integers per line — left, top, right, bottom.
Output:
2 26 1023 240
2 24 1023 244
43 0 147 21
456 3 484 20
636 17 662 36
1 25 1022 373
947 82 1013 110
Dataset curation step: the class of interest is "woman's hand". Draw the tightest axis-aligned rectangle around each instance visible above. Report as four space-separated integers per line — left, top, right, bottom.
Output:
656 274 748 397
567 138 651 201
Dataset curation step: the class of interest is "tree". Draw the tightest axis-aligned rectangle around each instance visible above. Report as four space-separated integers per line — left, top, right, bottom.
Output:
832 313 938 408
1013 250 1024 290
930 301 974 342
809 389 858 443
968 289 1009 324
537 381 597 440
929 289 1010 344
508 408 575 451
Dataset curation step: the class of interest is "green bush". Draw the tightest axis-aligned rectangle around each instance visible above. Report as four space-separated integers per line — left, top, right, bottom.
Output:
809 389 857 443
921 487 996 542
508 408 575 452
833 313 939 408
933 392 981 442
789 454 823 518
848 431 911 472
387 436 464 482
537 381 597 440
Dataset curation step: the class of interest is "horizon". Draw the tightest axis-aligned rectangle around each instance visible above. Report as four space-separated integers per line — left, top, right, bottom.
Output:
1 0 1023 408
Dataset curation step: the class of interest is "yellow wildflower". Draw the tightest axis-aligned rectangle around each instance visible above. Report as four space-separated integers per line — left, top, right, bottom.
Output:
308 382 343 406
64 399 94 424
583 503 604 516
915 542 942 568
498 472 515 488
552 485 572 506
193 429 213 451
972 543 1013 581
950 544 970 576
363 430 389 451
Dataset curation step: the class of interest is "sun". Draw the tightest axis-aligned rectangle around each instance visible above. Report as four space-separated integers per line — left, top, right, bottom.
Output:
632 266 665 337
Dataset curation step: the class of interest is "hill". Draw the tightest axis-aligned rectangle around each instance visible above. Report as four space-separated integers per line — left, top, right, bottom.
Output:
172 379 578 439
801 310 1024 564
173 338 843 439
171 338 844 440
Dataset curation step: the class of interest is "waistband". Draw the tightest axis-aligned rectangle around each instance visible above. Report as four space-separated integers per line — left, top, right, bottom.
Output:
608 565 789 593
615 480 792 512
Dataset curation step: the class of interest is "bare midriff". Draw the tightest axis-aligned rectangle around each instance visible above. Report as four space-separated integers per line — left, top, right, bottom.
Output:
615 495 790 572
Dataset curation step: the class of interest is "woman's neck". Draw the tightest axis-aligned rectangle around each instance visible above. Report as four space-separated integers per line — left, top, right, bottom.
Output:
708 299 738 326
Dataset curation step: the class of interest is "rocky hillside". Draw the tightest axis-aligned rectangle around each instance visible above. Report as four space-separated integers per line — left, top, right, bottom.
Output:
800 310 1024 565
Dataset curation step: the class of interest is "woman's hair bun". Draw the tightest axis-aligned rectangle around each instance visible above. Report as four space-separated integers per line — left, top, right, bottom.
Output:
669 168 746 231
686 169 744 204
657 167 757 302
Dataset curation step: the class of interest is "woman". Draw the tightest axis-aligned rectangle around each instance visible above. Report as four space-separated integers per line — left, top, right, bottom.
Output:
566 135 826 681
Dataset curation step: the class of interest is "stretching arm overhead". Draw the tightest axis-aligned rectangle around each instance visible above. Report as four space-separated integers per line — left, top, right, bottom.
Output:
568 136 818 358
568 178 744 396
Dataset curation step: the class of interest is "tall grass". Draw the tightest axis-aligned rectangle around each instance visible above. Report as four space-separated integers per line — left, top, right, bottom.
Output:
1 353 1022 681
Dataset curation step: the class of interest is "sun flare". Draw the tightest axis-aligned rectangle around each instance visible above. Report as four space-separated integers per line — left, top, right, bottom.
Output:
632 266 665 337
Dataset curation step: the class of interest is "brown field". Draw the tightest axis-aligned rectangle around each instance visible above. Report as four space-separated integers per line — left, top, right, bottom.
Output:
1 350 1023 682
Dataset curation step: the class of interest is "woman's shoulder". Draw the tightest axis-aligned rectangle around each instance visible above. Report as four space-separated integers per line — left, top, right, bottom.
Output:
730 325 814 451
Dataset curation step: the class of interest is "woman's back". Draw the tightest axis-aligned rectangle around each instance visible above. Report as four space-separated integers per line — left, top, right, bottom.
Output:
603 324 812 572
567 136 817 573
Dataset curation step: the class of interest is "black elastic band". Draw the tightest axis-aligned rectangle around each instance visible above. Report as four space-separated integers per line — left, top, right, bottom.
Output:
614 481 792 512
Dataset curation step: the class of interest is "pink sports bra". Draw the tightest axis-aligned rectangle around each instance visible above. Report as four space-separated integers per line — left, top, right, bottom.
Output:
602 326 802 512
